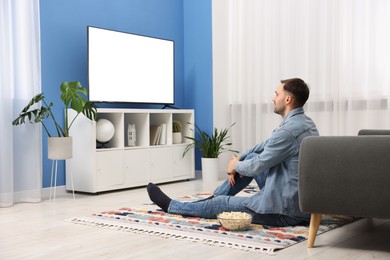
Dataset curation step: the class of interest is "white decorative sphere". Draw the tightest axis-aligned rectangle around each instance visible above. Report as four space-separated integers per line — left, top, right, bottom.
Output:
96 119 115 143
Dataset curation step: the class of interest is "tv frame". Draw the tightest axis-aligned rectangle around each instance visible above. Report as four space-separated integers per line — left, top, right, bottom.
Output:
87 26 175 105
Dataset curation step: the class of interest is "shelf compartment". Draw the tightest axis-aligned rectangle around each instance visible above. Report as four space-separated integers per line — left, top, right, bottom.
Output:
124 113 149 147
96 112 124 149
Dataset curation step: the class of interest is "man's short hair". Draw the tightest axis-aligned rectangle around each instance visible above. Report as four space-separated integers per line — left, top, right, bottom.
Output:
280 78 310 107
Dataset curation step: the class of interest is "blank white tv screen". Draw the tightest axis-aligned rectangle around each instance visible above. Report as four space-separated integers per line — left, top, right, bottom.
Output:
88 26 174 104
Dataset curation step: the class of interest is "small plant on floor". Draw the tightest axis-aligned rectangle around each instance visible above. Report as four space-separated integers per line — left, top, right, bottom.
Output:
183 123 238 158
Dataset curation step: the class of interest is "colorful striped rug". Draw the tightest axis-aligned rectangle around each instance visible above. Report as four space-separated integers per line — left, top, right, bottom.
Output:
66 188 355 255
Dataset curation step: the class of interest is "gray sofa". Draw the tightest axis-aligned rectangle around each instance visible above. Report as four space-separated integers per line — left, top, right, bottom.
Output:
298 129 390 248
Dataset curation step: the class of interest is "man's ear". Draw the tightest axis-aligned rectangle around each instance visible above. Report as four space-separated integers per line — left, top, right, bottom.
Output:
285 95 292 104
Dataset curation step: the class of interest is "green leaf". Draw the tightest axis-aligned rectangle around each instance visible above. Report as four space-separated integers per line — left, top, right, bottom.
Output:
60 81 88 113
183 122 238 158
12 81 97 137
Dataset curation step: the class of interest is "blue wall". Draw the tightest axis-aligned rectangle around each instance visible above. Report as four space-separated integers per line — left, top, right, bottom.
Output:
40 0 212 187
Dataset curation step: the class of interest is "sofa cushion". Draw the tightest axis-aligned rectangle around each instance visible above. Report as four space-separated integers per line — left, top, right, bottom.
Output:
298 136 390 218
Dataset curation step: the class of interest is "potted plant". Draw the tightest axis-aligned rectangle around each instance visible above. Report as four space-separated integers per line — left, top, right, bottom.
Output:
12 81 97 160
183 123 238 183
172 120 182 144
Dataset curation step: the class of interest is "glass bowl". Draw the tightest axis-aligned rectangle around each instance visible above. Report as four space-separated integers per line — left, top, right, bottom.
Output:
217 211 253 231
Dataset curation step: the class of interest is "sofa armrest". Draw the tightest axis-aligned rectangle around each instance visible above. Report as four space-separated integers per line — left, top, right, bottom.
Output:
298 136 390 218
358 129 390 135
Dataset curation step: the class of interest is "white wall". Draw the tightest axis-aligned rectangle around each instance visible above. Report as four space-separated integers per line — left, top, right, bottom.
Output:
212 0 233 178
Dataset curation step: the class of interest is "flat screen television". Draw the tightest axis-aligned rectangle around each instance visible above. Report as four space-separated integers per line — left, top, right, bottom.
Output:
88 26 175 104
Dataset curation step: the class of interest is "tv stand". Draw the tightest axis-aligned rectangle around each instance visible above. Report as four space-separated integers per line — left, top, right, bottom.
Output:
65 108 195 193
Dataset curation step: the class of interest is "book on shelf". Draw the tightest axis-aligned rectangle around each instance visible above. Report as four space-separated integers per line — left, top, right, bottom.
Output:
150 123 167 146
150 125 160 145
159 123 167 145
155 126 162 145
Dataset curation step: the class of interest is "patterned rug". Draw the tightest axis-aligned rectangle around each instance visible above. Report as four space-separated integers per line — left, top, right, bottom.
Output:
66 186 356 255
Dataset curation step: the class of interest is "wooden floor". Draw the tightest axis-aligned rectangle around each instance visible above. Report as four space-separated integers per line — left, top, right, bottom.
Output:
1 176 390 260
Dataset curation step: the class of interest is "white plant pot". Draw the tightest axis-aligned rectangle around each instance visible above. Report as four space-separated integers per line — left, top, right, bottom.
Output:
48 137 73 160
172 132 182 144
201 157 219 184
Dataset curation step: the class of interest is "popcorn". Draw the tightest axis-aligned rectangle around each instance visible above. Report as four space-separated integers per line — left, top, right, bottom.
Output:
217 211 253 230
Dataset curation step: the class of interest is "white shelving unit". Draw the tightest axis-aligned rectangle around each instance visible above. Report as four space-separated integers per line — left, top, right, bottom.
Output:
65 108 195 193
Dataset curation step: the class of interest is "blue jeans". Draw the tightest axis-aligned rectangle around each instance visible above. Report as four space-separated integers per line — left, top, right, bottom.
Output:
168 154 309 227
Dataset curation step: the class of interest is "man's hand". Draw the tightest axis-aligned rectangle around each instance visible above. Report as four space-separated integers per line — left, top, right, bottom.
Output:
227 155 240 186
227 154 239 175
228 174 236 186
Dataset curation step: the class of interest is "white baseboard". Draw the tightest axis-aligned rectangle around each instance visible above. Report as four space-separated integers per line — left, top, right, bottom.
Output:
42 185 69 200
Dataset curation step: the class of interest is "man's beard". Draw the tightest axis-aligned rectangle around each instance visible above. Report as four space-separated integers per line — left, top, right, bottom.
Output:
273 105 284 116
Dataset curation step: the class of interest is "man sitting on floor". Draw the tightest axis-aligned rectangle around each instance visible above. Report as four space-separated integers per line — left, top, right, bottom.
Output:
147 78 319 227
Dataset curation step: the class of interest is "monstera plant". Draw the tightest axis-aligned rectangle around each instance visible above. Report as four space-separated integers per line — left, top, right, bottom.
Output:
12 81 98 160
12 81 97 137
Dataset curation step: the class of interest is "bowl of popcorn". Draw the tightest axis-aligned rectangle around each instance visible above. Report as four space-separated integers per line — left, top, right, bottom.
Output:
217 211 253 231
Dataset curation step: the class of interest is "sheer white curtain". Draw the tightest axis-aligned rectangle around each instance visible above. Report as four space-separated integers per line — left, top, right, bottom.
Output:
0 0 42 207
213 0 390 152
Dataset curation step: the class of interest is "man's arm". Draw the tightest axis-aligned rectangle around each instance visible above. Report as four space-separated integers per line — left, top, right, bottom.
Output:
235 130 297 177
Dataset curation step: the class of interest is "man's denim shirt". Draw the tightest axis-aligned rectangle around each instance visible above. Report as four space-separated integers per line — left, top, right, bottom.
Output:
235 107 319 218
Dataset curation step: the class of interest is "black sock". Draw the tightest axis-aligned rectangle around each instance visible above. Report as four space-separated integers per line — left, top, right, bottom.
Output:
147 183 172 212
